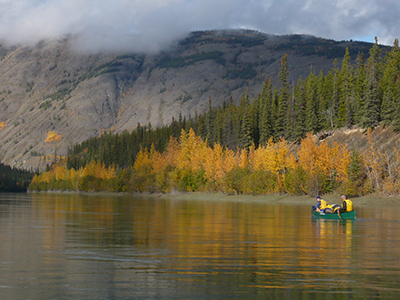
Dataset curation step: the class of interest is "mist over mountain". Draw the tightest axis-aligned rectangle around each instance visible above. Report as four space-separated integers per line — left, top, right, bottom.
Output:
0 30 377 170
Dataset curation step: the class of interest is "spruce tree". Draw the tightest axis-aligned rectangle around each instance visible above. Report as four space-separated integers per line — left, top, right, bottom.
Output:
275 54 290 139
381 39 400 125
329 64 341 128
319 70 335 129
206 96 214 146
338 48 354 128
354 52 366 124
240 108 253 150
259 79 274 145
293 77 307 141
304 69 319 133
360 38 381 128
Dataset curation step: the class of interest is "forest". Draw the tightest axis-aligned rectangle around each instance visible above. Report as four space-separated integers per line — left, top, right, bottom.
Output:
29 38 400 196
0 162 35 192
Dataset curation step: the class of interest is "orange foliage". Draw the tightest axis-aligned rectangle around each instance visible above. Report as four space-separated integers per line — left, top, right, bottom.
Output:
297 133 351 190
297 134 345 177
81 161 115 180
203 143 237 183
32 128 392 196
331 141 351 183
362 128 385 190
362 128 400 194
134 147 152 173
0 121 6 130
249 137 296 174
45 131 62 143
238 148 249 169
53 165 67 181
163 137 180 166
176 128 208 171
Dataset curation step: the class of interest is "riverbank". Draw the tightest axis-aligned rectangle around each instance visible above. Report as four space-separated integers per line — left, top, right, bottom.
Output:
30 189 400 207
138 191 400 207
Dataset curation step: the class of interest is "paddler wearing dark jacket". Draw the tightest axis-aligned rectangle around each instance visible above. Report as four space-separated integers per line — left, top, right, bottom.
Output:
337 195 354 218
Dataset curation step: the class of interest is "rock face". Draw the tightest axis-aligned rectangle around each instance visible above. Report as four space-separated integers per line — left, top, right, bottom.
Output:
0 30 374 170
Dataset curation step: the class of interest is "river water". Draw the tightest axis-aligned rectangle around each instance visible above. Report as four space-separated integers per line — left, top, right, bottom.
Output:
0 193 399 299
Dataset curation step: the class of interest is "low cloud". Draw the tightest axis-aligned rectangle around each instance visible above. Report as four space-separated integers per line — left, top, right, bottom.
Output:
0 0 398 53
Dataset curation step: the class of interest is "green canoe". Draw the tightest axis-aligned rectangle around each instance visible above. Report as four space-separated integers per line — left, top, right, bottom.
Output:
311 208 356 220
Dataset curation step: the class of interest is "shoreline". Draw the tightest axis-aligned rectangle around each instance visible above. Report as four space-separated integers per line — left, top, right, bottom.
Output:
154 192 400 207
29 189 400 207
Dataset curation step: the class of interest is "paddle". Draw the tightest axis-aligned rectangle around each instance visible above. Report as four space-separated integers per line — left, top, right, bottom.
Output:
337 210 343 220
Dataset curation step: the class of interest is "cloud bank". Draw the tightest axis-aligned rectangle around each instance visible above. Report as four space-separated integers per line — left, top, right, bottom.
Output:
0 0 399 53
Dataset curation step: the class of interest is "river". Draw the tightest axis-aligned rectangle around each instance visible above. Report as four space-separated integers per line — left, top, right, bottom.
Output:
0 193 399 299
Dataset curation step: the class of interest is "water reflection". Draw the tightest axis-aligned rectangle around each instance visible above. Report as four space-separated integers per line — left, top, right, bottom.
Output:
0 193 400 299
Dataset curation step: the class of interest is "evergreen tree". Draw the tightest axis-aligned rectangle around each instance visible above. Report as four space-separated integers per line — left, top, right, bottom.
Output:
338 47 354 128
393 80 400 131
354 52 366 124
304 69 319 133
223 106 236 149
381 39 400 125
206 96 215 146
259 79 274 144
293 77 307 141
240 108 253 150
324 62 341 129
319 70 334 129
275 54 290 139
360 37 381 128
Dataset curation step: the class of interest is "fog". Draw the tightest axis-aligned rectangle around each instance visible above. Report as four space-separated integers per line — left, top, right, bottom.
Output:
0 0 398 53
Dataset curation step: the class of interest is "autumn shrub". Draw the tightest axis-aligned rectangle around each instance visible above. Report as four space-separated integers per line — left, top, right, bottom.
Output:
284 167 307 195
78 175 98 191
169 167 206 192
342 150 367 196
29 175 47 191
113 168 132 192
154 166 174 193
47 179 74 191
303 172 330 196
244 170 278 195
223 166 252 194
129 170 156 192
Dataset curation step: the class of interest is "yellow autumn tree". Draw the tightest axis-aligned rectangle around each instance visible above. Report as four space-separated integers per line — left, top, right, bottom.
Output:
381 148 400 194
297 133 351 195
133 147 152 174
249 137 296 174
162 136 180 168
45 131 62 143
362 128 385 191
81 161 115 180
238 148 249 169
330 141 351 183
175 128 208 171
0 121 6 130
203 143 237 185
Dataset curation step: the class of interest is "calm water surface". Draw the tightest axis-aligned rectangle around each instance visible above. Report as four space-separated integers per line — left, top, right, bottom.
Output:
0 193 399 299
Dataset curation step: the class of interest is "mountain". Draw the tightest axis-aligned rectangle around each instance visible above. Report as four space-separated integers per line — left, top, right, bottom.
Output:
0 30 377 170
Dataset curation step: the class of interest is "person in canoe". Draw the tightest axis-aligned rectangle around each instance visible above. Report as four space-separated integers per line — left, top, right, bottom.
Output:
313 196 327 212
323 204 341 214
337 195 354 217
313 196 342 214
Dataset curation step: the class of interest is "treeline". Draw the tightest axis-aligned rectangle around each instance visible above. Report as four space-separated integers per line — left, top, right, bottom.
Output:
67 38 400 170
0 163 35 192
31 38 400 196
29 128 400 196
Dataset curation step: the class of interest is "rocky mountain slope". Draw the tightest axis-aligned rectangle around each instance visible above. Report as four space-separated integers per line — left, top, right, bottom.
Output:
0 30 376 170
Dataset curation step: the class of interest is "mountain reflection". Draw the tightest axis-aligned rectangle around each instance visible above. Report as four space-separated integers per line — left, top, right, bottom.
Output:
0 193 398 299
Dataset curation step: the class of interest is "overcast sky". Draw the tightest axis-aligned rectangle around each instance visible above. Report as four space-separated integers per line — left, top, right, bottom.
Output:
0 0 399 53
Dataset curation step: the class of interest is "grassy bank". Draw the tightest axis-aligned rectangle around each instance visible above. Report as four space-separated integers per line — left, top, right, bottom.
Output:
139 191 400 207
